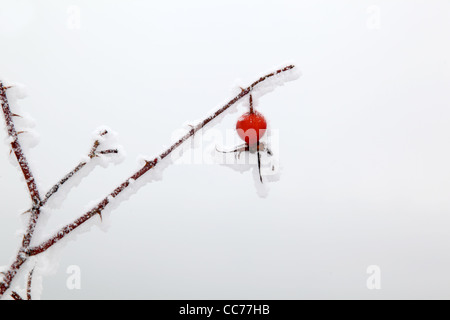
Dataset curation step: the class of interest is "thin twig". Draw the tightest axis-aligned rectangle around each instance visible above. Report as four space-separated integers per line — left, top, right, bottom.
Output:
26 268 34 300
11 291 23 300
26 65 296 257
41 162 87 207
97 149 119 155
88 130 107 158
40 134 118 207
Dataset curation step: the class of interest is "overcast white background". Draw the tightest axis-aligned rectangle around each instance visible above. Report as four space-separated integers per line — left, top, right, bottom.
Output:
1 0 450 300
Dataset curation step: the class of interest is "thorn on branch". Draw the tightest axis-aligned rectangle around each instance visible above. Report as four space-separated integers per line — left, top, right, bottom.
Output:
8 65 297 298
0 80 44 298
21 208 32 215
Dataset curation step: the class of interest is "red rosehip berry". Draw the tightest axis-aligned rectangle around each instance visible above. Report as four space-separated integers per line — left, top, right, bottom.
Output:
236 111 267 146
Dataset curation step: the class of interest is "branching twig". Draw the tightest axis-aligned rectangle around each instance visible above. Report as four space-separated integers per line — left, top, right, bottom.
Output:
0 65 296 298
39 130 118 208
0 89 119 297
26 64 295 256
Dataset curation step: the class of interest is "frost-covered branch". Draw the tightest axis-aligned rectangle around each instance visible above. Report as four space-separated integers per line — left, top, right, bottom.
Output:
0 64 298 298
38 129 119 209
26 64 297 257
26 268 34 300
10 291 23 300
0 82 42 297
0 83 41 206
1 83 42 251
0 93 121 297
9 268 34 300
0 84 121 297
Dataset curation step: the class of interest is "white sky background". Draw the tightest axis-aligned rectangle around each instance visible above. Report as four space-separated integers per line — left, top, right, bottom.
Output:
1 0 450 299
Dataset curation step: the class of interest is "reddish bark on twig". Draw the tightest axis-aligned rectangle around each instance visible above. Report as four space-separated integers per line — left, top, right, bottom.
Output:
0 89 119 297
26 65 295 256
11 291 23 300
0 65 296 298
0 83 42 296
26 268 34 300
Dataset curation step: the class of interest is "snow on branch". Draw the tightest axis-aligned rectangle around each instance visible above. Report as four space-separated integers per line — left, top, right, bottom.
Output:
38 128 122 210
0 64 299 299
